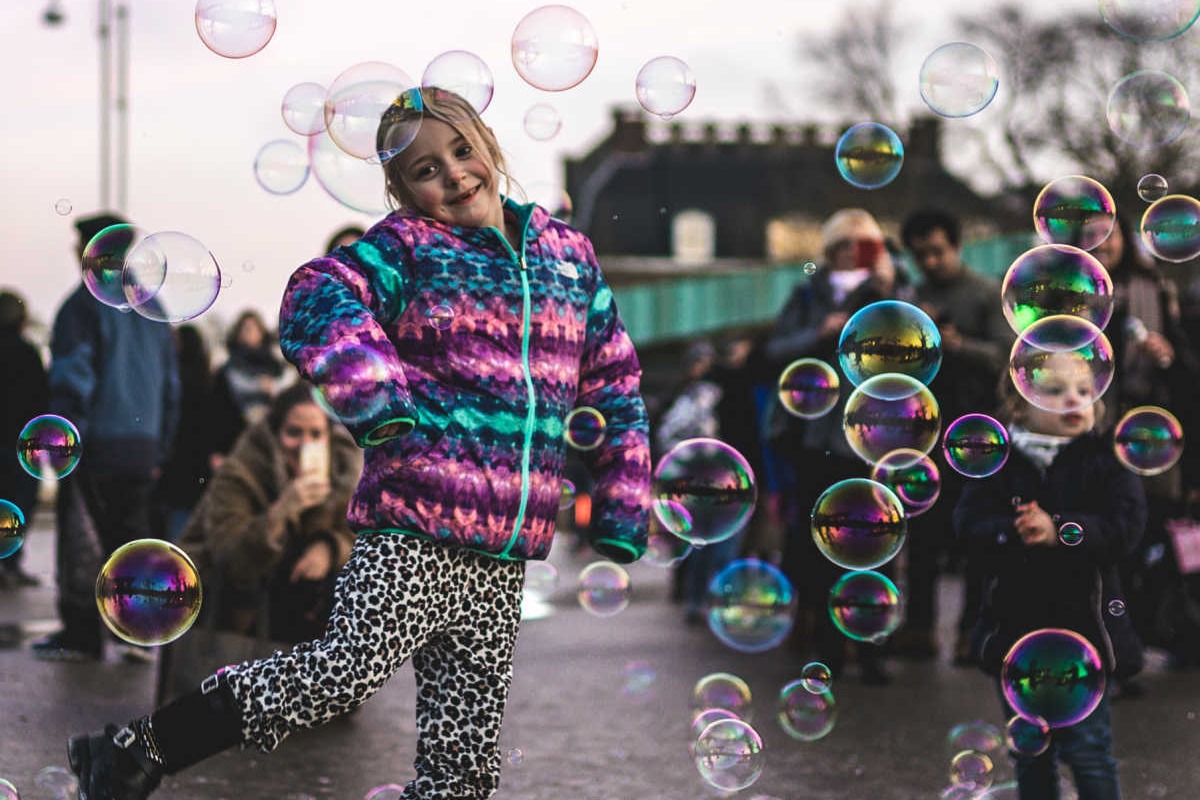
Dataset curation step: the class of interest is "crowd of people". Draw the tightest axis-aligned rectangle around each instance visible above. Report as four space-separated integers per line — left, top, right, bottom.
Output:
0 86 1195 800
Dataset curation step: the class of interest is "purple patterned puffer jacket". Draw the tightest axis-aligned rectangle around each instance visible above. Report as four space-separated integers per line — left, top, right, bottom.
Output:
278 198 650 562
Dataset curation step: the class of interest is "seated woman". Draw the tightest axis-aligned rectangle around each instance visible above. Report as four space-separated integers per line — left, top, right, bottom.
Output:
179 381 363 644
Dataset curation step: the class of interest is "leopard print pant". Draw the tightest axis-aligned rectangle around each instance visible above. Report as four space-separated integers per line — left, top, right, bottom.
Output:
222 533 526 799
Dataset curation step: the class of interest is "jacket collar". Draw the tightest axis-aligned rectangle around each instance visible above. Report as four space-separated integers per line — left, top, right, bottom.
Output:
387 196 549 251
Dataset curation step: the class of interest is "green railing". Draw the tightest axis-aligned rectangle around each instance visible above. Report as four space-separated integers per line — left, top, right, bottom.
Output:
612 232 1034 346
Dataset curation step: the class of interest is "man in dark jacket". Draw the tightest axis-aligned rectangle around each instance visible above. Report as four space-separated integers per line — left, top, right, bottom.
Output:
32 212 181 662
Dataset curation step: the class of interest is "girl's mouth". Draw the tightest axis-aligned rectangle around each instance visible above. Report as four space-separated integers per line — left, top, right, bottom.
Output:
451 185 480 205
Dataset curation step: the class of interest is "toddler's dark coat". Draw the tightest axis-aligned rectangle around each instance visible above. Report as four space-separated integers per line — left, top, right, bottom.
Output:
954 430 1147 678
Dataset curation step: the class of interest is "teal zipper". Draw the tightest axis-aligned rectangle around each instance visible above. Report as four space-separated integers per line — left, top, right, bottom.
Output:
493 208 537 557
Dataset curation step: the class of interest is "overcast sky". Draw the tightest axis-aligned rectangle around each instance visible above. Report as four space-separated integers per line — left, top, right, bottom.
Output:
0 0 1104 331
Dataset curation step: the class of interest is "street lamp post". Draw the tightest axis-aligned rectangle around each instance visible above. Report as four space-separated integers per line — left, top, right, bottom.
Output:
42 0 131 214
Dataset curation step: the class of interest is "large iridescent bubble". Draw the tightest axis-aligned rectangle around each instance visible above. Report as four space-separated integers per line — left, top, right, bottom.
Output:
834 122 904 190
1140 194 1200 263
96 538 203 646
943 414 1010 478
838 300 941 388
1032 176 1116 252
811 478 906 570
81 223 145 310
1112 406 1184 476
307 129 389 215
17 414 82 480
777 681 837 741
777 358 839 419
692 672 753 720
694 718 764 792
1000 245 1113 335
652 438 756 546
843 374 941 465
1001 628 1106 728
122 231 222 323
309 343 395 427
828 569 903 643
323 62 418 162
918 42 999 118
510 4 598 92
705 558 795 653
422 51 495 114
1105 70 1191 149
869 448 941 517
1008 317 1114 413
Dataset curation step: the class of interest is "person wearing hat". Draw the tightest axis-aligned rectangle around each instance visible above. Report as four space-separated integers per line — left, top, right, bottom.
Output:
31 212 181 662
765 207 912 686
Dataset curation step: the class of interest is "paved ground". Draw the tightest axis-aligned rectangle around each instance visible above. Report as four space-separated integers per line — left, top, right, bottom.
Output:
2 505 1198 800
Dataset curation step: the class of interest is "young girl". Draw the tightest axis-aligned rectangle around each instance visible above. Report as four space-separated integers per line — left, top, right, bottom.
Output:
954 353 1146 800
67 86 651 800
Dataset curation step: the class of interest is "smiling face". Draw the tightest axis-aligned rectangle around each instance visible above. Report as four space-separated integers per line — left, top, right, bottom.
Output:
391 118 504 230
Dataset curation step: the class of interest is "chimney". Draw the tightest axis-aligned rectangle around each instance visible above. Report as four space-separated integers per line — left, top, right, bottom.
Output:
907 115 942 161
611 107 647 153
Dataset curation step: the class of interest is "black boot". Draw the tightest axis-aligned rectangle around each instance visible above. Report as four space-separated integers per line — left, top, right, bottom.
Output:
69 674 243 800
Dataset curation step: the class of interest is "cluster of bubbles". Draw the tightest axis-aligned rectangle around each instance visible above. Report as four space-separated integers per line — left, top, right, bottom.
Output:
81 224 222 324
937 720 1005 796
870 449 941 516
689 673 765 791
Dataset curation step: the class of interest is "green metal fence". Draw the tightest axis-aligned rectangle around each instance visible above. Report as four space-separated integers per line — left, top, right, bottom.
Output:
611 232 1034 346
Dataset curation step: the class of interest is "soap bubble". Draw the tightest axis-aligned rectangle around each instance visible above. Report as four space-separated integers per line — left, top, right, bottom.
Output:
510 4 598 92
1001 628 1106 728
643 523 691 567
81 223 147 310
778 358 840 419
635 56 696 119
307 129 389 216
652 438 756 546
800 661 832 694
918 41 1000 118
1113 406 1184 476
364 785 405 800
0 778 17 800
694 718 764 792
524 561 559 600
1106 70 1190 149
325 61 418 161
1140 194 1200 263
943 414 1010 479
253 139 309 195
828 569 903 643
1000 245 1113 335
523 103 563 141
35 765 78 799
947 720 1005 754
96 538 203 646
949 750 994 792
281 82 327 136
564 406 605 450
194 0 276 59
705 558 795 653
422 50 494 114
309 343 395 427
870 448 941 517
843 374 941 465
577 561 631 617
777 681 837 741
17 414 82 480
0 500 26 560
55 198 73 215
692 672 753 719
1099 0 1200 41
1107 598 1127 617
1032 176 1116 252
835 122 904 190
811 478 906 570
838 300 941 388
1058 521 1085 546
1137 173 1169 202
1008 318 1114 414
122 231 222 324
1006 714 1051 756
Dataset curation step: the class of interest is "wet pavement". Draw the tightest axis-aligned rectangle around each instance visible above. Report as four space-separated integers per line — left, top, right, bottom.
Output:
2 505 1198 800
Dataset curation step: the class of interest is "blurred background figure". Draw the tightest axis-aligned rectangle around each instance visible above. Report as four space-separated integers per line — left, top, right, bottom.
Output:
767 207 912 686
897 208 1011 665
152 324 217 542
33 212 180 662
0 289 48 589
325 225 365 252
1095 212 1200 681
178 381 362 645
210 309 289 461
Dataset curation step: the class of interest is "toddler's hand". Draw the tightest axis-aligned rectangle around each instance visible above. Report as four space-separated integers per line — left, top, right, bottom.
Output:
1014 501 1057 547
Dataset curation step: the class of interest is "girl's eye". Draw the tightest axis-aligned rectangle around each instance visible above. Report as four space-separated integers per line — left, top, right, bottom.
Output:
456 145 473 158
415 164 437 180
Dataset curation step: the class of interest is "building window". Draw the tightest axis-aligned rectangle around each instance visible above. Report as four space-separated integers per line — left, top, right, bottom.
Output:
672 209 715 266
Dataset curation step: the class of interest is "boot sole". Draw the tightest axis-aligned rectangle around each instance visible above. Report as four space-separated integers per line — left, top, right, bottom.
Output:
67 734 91 800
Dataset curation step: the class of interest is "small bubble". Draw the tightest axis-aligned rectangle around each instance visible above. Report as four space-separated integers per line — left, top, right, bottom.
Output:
1107 598 1127 616
241 260 255 273
803 261 817 275
507 748 524 766
611 214 620 221
55 198 73 215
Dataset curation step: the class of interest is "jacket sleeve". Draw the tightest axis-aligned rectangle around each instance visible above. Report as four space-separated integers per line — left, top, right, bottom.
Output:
575 242 651 563
954 470 1019 553
764 283 822 366
47 294 98 435
277 229 418 447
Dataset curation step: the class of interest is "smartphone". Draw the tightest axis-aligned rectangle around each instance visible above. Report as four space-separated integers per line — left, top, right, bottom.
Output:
299 441 330 478
854 238 884 269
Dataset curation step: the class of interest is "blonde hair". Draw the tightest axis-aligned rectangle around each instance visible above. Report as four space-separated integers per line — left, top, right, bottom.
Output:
377 87 512 211
820 208 884 259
